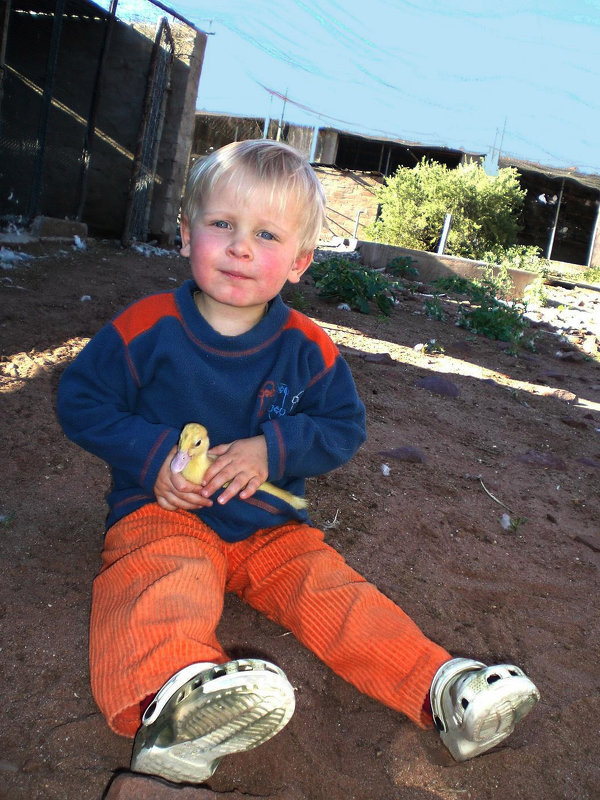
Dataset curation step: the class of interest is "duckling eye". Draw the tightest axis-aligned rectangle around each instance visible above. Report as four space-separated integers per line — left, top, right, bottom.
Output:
194 438 203 447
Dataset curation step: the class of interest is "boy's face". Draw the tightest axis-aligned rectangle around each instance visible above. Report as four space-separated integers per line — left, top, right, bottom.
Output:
181 180 313 322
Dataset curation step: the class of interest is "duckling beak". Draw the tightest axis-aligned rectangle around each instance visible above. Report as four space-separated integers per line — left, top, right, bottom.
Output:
170 449 190 474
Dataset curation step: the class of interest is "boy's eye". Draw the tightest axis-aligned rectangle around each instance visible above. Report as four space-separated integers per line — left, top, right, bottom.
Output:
258 230 276 241
211 220 230 229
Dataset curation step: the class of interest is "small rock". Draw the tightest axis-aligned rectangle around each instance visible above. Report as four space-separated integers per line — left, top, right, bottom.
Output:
415 375 460 398
573 534 600 553
552 389 578 403
537 370 565 383
445 341 473 356
500 513 512 531
514 451 567 470
560 417 587 430
581 335 598 355
536 386 578 402
379 446 427 463
555 350 584 362
364 352 395 364
575 457 600 469
104 772 262 798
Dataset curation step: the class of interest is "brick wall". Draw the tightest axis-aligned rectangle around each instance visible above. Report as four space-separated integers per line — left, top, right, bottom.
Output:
313 166 383 241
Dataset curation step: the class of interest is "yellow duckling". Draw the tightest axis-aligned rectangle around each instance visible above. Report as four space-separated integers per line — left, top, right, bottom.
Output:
170 423 307 510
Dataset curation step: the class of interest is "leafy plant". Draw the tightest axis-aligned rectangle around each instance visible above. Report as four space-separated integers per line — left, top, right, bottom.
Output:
523 275 549 308
434 267 532 351
386 256 419 279
424 295 446 321
581 266 600 285
433 276 474 295
455 272 528 350
482 244 550 277
459 305 527 350
288 289 309 312
311 257 402 315
422 339 445 354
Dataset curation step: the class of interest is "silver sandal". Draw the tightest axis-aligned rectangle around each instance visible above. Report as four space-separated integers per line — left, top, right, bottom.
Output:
131 658 295 783
430 657 540 761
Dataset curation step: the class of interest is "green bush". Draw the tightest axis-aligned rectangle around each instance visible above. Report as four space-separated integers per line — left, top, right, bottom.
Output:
365 159 525 260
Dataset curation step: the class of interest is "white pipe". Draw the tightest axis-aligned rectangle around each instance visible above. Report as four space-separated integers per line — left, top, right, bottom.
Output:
437 213 452 254
586 196 600 267
353 210 365 238
546 178 565 260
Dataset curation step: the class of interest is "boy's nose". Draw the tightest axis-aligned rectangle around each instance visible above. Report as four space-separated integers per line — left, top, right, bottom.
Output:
227 234 252 259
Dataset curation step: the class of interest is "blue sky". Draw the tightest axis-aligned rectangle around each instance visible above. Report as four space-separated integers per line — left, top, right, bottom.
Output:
121 1 600 174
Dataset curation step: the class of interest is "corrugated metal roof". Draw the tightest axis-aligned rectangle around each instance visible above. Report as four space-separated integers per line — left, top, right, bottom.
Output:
499 156 600 192
10 0 207 34
11 0 110 15
323 126 484 159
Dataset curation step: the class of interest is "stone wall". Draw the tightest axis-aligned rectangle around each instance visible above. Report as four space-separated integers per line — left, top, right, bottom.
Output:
146 26 206 244
0 5 205 242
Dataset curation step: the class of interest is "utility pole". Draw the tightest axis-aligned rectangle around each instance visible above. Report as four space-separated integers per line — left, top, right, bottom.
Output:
276 88 288 141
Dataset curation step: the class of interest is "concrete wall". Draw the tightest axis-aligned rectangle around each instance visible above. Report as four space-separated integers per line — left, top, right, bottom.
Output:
357 240 539 298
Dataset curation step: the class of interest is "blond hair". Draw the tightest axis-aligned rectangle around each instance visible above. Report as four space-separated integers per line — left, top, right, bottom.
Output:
182 139 326 254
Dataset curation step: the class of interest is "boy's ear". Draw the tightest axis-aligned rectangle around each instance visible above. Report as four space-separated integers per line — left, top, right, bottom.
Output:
180 216 191 257
288 251 314 284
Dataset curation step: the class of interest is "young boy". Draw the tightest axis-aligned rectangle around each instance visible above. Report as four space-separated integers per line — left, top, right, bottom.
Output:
57 139 539 785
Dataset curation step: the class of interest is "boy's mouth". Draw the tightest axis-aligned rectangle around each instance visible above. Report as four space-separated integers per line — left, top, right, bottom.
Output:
221 270 250 280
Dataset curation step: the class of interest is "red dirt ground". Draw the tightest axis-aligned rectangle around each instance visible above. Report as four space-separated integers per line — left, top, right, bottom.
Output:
1 241 599 800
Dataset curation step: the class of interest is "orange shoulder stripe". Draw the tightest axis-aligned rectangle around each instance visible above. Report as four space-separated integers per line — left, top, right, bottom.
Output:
112 293 182 346
284 309 339 369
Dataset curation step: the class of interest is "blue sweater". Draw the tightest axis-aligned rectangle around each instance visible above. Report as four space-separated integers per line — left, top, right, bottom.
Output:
57 280 366 541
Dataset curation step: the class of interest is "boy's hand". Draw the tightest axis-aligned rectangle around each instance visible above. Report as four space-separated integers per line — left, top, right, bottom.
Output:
154 446 214 511
202 435 269 505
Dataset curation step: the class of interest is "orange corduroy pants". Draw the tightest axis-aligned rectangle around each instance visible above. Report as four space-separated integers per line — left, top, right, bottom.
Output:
90 504 450 737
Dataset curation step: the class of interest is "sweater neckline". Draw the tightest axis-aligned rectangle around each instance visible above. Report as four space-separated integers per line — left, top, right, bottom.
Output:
175 280 289 354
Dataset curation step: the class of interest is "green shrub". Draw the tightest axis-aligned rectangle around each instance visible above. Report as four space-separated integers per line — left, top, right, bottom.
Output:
365 159 525 260
311 257 402 315
457 302 527 347
435 268 532 350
